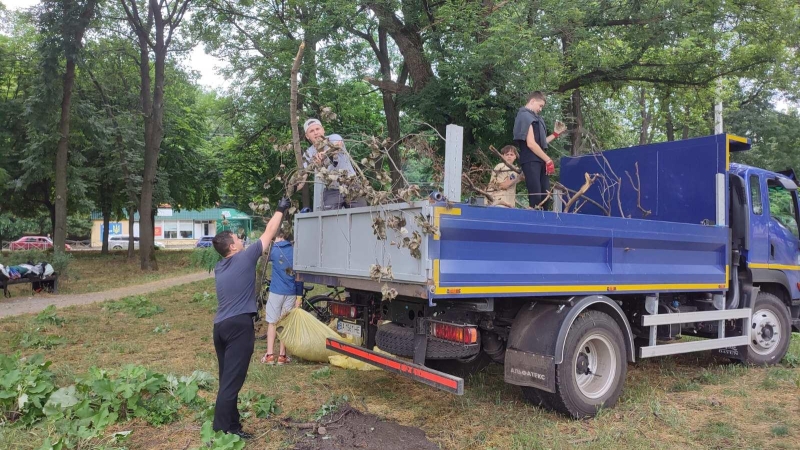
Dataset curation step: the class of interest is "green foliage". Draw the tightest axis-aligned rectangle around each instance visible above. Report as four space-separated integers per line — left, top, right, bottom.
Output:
4 361 218 448
34 305 66 327
49 251 72 279
200 420 245 450
0 353 57 426
103 296 164 318
311 366 331 380
17 329 67 350
314 394 348 421
152 323 171 334
190 247 222 273
191 290 218 313
239 391 279 419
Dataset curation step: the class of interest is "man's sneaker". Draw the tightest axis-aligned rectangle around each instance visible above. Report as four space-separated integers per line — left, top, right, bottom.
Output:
277 354 291 365
260 353 276 365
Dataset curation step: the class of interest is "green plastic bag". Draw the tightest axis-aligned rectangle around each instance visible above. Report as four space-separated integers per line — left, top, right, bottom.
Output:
276 308 341 362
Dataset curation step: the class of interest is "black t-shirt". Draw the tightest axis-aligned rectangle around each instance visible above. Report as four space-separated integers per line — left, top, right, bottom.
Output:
513 107 548 165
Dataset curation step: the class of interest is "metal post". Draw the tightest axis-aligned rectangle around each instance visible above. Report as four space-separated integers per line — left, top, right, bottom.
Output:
444 125 464 203
646 295 658 347
715 173 726 226
313 175 323 211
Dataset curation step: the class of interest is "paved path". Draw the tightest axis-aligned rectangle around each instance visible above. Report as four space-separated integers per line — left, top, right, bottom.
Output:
0 272 214 318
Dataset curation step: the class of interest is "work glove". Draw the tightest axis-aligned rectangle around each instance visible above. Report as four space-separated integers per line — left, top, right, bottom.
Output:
545 160 555 176
276 197 292 214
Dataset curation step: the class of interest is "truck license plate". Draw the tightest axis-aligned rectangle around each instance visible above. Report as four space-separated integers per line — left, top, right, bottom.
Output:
337 320 361 337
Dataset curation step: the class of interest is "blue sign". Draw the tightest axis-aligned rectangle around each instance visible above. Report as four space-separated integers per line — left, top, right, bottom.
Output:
100 223 123 236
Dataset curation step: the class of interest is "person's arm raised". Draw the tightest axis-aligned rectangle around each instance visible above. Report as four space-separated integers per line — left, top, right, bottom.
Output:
259 197 292 251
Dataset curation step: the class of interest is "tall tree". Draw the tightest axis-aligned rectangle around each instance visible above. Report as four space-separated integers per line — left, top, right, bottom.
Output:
120 0 191 270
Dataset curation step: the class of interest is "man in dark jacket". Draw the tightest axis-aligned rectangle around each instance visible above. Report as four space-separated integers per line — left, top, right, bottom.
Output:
210 197 291 438
513 91 566 208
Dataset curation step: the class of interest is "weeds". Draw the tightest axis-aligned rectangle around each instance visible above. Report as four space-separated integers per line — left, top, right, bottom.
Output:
104 295 164 318
669 379 701 393
17 329 67 349
201 420 244 450
314 395 348 420
771 425 790 437
311 366 332 380
153 323 171 334
34 305 66 327
191 291 217 313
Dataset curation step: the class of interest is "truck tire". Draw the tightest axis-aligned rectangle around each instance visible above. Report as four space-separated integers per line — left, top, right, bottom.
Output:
744 292 791 365
544 310 627 419
425 352 492 378
375 322 480 360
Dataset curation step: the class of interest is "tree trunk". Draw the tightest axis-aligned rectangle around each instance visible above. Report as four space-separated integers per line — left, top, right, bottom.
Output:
382 91 403 190
570 88 584 156
682 104 690 140
53 56 77 254
366 2 434 91
101 208 110 254
53 0 96 254
639 87 651 145
139 36 165 271
127 207 136 259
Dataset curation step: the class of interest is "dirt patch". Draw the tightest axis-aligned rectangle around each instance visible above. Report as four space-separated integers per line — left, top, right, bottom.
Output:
289 404 438 450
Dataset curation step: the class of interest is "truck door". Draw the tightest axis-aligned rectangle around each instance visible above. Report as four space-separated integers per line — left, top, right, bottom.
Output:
766 177 800 299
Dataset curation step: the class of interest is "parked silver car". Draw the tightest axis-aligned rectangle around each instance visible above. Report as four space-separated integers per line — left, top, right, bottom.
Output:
109 236 165 250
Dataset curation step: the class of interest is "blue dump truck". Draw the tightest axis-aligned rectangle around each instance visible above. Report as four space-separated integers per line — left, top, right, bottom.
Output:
293 133 800 418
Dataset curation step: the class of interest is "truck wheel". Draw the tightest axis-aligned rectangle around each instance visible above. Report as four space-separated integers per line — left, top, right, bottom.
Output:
545 310 627 419
426 352 492 378
521 387 551 409
744 292 791 365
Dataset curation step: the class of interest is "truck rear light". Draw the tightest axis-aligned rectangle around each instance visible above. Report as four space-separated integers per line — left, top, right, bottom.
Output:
330 303 358 319
430 323 478 344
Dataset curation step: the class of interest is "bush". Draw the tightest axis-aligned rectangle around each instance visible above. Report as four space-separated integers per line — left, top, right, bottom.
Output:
190 247 221 273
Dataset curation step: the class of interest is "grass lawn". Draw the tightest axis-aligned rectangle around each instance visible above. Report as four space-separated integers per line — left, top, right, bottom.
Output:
0 250 199 296
0 279 798 449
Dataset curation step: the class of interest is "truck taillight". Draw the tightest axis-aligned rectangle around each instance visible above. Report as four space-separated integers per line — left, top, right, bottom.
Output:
430 323 478 345
330 303 358 319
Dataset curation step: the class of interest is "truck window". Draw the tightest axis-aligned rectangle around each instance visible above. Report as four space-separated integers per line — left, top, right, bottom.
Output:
750 175 762 215
767 184 799 238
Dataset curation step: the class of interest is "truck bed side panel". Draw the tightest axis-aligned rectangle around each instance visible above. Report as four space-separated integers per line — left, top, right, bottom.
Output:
430 205 729 299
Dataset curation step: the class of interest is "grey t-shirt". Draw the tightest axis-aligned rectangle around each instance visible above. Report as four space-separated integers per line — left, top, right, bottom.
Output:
303 134 356 189
213 240 263 324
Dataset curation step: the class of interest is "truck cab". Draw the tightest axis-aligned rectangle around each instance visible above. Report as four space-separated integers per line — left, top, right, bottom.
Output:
733 164 800 329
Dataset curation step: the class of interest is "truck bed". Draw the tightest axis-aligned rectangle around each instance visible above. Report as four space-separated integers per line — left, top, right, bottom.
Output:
294 201 729 301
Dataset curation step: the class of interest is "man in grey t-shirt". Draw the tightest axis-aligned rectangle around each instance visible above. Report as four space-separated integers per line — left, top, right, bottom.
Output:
298 118 367 210
210 197 290 438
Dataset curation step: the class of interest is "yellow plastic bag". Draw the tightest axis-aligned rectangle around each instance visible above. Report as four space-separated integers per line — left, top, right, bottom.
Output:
276 308 341 362
328 346 393 371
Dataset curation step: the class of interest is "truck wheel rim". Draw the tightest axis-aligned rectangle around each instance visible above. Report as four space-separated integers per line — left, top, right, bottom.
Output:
750 308 781 356
574 333 617 399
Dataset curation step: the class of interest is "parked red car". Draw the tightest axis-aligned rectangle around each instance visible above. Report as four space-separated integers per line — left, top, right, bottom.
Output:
8 236 71 251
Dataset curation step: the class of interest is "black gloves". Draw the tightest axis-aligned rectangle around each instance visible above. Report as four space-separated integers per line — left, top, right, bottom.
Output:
276 197 292 214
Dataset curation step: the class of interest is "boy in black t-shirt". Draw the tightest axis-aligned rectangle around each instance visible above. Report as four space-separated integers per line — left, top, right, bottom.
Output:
512 91 566 208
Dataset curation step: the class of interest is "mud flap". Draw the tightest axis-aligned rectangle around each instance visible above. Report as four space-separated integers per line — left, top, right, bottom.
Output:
503 348 556 393
714 344 747 361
